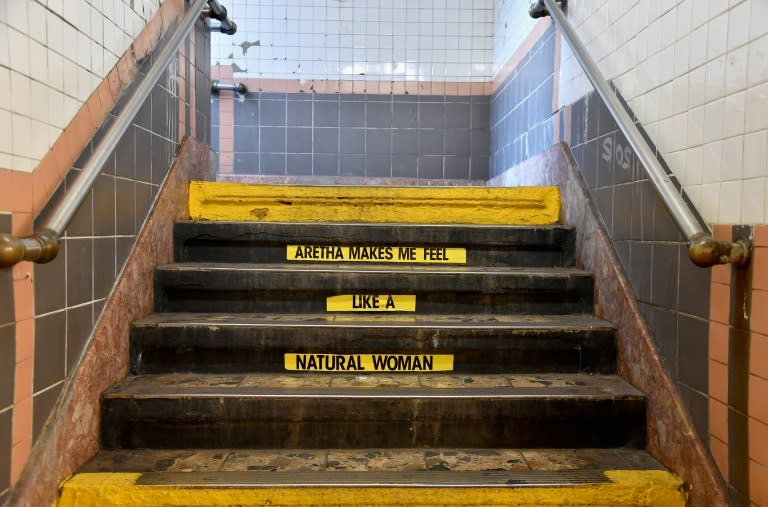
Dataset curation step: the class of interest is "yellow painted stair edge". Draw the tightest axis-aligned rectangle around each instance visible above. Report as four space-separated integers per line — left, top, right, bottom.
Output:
58 470 686 507
188 182 561 225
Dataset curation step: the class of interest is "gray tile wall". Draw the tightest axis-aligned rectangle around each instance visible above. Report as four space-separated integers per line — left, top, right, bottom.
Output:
566 89 712 442
219 93 490 180
0 214 13 502
490 25 556 178
28 20 211 450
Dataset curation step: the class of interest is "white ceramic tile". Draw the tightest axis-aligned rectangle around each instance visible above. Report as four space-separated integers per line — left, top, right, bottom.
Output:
720 135 744 181
687 105 705 147
0 109 11 154
674 36 691 77
6 1 28 33
686 145 705 184
10 113 32 159
723 91 746 139
689 24 708 68
704 97 725 143
28 39 47 84
745 81 768 132
749 0 768 40
718 180 742 222
727 1 749 51
743 131 768 178
8 28 30 77
9 71 31 118
702 141 723 183
699 182 721 220
704 55 726 102
28 1 47 44
741 177 766 223
0 67 9 111
707 11 728 60
725 45 748 94
747 34 768 87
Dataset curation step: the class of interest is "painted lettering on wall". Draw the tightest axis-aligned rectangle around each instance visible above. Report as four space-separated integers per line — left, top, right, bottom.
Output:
602 136 632 172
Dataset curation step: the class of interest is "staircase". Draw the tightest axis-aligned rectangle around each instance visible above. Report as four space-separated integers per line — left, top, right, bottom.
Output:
59 184 685 506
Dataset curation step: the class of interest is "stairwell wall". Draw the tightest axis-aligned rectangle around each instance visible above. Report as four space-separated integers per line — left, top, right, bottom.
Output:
492 1 768 505
0 1 212 504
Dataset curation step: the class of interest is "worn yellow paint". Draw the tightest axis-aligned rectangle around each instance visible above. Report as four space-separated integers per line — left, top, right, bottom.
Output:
58 470 686 506
284 353 454 372
188 182 560 225
327 294 416 312
287 245 468 264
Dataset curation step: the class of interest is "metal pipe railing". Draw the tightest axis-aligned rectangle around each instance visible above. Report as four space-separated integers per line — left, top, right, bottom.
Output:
531 0 749 267
0 0 236 268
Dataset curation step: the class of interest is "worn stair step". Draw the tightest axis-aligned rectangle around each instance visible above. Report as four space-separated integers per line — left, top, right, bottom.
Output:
62 448 685 506
188 183 561 225
130 313 617 375
153 264 594 314
101 373 645 450
173 221 576 267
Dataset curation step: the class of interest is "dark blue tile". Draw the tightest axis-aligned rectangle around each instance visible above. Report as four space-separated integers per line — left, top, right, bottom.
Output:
419 156 443 179
366 129 391 154
314 128 339 154
340 128 365 154
418 102 443 128
0 408 9 492
366 101 392 128
286 127 312 153
677 315 709 393
234 126 259 153
651 242 680 308
392 129 418 154
470 156 489 180
392 154 418 177
313 154 339 176
419 129 443 155
445 129 470 156
393 102 418 128
287 154 313 175
471 103 490 129
234 153 260 174
260 153 286 174
366 154 391 177
314 101 340 127
260 100 286 126
0 325 13 409
445 156 470 179
234 100 259 126
340 101 365 127
445 102 470 128
340 154 365 176
260 127 286 153
34 311 66 392
287 100 312 127
470 129 490 155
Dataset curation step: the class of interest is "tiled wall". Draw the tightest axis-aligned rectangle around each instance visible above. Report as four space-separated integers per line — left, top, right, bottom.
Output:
558 0 768 225
217 92 490 180
565 90 713 450
490 24 556 178
213 0 494 83
0 0 162 173
492 0 540 77
0 2 211 498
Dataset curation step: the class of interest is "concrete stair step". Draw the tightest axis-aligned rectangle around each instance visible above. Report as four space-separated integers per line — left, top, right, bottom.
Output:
173 221 576 267
130 312 617 374
61 448 685 506
153 263 594 314
101 373 645 450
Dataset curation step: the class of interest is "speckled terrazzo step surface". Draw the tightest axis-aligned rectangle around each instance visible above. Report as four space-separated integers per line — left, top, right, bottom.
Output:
100 373 646 450
172 221 576 267
129 312 618 374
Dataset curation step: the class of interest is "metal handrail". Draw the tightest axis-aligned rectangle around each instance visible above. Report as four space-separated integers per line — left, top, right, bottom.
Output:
0 0 233 268
531 0 749 267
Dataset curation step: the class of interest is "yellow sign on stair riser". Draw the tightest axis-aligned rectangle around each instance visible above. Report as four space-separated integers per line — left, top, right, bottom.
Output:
327 294 416 312
287 245 467 264
285 353 454 372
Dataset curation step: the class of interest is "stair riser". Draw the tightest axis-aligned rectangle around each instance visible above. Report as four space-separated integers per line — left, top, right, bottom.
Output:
130 326 617 374
101 398 645 449
154 271 594 315
174 223 576 267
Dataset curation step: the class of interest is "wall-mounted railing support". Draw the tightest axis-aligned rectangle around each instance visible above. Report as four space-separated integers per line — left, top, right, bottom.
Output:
211 80 247 94
202 0 236 35
530 0 749 267
0 0 214 269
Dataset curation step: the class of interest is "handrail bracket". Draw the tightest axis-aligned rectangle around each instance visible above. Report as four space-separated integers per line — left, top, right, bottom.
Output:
0 229 59 268
689 233 749 268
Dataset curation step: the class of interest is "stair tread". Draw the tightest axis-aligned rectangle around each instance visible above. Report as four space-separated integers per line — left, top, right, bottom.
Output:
177 220 574 230
133 312 615 330
104 373 643 399
158 262 590 275
81 447 664 475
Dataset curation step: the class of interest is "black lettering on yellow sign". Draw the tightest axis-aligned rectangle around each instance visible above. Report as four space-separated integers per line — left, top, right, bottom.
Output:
286 245 467 264
284 353 454 372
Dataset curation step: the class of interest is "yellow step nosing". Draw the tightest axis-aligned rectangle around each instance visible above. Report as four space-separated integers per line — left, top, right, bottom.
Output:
58 470 686 507
188 182 561 225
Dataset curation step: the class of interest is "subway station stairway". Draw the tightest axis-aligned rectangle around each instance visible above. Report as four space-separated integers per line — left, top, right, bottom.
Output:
58 184 686 506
